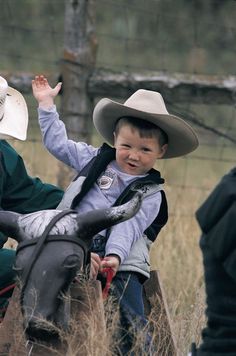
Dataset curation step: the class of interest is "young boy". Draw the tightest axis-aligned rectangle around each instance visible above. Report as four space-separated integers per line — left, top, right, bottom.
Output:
32 75 198 353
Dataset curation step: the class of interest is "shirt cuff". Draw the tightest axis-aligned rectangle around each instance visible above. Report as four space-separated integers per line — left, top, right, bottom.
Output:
38 105 57 113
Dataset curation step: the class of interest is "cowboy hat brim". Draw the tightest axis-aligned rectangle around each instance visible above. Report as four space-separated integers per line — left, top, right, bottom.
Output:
0 87 28 141
93 98 199 159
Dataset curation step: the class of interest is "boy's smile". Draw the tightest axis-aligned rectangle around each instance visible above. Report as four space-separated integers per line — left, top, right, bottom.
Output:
114 125 167 175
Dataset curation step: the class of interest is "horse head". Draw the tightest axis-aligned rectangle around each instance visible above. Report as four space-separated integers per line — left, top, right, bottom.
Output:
0 192 142 341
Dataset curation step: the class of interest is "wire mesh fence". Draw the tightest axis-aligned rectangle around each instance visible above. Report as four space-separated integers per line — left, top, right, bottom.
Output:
1 0 235 208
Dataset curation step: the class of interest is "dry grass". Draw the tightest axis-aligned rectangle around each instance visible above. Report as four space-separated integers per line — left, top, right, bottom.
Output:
1 282 191 355
3 187 209 355
3 140 215 354
150 185 208 354
3 223 207 356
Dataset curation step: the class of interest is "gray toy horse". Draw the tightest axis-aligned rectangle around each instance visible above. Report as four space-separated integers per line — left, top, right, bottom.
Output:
0 192 142 341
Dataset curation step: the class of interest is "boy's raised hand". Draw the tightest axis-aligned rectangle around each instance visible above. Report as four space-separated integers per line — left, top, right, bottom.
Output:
32 75 62 109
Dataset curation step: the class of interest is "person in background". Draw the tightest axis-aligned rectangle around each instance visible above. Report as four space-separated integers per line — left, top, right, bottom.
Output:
190 167 236 355
32 74 198 354
0 76 63 320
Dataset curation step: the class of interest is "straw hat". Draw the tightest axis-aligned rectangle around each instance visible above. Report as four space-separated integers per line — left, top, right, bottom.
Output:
0 76 28 140
93 89 199 159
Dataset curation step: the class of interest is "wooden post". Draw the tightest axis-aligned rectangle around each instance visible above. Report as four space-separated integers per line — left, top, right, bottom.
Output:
4 71 236 106
143 270 179 355
62 0 97 141
57 0 98 188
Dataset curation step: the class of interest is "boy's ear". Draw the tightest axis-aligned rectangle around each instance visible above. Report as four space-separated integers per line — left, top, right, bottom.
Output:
159 143 168 158
113 132 117 146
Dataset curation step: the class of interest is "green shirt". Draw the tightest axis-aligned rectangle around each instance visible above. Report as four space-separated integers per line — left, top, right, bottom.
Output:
0 140 63 247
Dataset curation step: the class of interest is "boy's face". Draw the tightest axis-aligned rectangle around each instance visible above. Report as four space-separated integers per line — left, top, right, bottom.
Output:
114 124 167 175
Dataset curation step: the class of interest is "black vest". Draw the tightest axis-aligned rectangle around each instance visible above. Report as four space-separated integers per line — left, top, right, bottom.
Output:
71 143 168 241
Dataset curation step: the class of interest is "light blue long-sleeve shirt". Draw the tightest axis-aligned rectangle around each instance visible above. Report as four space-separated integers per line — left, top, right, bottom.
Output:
38 106 162 264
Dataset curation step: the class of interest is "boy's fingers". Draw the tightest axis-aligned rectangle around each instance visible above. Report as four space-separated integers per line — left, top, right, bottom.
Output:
91 253 102 270
50 82 62 95
91 252 101 262
55 82 62 91
93 260 100 270
89 266 97 280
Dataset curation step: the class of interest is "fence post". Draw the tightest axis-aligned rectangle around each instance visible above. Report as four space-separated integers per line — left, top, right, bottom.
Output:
58 0 98 187
143 270 179 355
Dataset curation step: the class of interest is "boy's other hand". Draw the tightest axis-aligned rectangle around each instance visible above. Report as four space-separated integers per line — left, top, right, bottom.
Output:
32 75 62 109
90 252 102 280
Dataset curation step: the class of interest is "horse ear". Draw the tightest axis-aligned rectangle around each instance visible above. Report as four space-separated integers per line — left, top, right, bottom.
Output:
0 211 22 242
76 192 143 239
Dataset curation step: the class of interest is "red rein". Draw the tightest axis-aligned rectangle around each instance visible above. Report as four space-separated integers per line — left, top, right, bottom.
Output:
0 283 16 322
100 266 115 300
0 283 16 297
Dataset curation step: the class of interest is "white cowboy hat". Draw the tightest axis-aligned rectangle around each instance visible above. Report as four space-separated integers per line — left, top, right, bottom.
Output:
0 76 28 140
93 89 199 159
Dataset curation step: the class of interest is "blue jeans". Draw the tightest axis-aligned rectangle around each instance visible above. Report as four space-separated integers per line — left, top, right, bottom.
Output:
109 271 152 355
